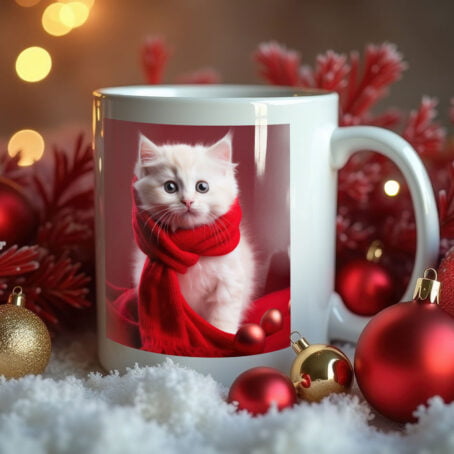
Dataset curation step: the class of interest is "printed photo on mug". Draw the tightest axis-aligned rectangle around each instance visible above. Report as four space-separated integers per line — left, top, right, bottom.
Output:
104 120 291 357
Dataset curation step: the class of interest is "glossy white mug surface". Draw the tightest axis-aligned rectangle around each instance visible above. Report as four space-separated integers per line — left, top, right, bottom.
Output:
93 85 439 384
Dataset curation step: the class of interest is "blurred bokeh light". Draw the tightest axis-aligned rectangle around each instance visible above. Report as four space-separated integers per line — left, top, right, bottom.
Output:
15 46 52 82
59 2 90 28
7 130 45 166
42 3 73 36
384 180 401 197
2 0 453 149
15 0 41 7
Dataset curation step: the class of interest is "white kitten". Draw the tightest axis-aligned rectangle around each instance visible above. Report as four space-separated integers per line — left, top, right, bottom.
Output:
133 132 255 334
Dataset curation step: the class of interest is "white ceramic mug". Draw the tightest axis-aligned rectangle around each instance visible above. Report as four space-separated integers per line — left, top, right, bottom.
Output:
93 85 439 384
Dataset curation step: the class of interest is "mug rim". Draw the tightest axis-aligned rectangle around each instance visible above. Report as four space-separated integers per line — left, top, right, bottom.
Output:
94 84 336 101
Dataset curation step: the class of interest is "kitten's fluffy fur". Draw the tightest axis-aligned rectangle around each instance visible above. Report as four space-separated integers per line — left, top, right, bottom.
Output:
133 132 255 333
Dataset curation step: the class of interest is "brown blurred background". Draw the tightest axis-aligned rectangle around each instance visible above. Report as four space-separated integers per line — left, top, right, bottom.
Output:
1 0 453 150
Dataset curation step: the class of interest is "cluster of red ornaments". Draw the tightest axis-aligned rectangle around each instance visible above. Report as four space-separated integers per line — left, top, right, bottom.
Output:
228 259 454 424
233 308 283 355
228 333 354 416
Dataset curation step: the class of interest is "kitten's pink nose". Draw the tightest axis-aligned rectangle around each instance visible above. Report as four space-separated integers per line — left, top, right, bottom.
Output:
181 199 193 209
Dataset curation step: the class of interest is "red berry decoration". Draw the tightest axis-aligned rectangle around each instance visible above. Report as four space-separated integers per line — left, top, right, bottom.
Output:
0 177 36 246
227 367 297 415
234 323 266 355
260 308 283 335
354 268 454 423
439 247 454 317
336 241 394 316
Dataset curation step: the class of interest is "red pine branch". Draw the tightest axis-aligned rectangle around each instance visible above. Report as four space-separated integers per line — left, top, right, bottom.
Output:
299 64 314 87
382 210 416 254
141 36 171 84
34 134 93 220
439 163 454 238
342 43 407 119
37 210 93 255
314 50 349 92
254 41 301 86
337 155 384 204
402 97 446 155
0 152 29 186
19 250 91 329
254 41 407 127
336 206 376 253
365 109 402 128
0 245 39 278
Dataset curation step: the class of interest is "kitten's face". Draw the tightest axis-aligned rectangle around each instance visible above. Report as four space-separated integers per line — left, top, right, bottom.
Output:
134 133 238 231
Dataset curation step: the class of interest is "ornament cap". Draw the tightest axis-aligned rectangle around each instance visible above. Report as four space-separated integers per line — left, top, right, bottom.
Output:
290 331 310 353
7 286 26 307
413 268 440 304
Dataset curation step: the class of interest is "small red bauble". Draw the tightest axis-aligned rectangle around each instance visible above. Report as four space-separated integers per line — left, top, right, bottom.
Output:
260 308 283 335
439 247 454 317
355 269 454 423
234 323 266 355
227 366 297 415
336 259 394 316
0 177 36 245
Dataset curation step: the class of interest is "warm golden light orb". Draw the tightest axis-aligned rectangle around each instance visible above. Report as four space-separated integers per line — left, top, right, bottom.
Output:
8 130 45 166
15 47 52 82
60 2 90 28
42 3 73 36
15 0 41 7
384 180 401 197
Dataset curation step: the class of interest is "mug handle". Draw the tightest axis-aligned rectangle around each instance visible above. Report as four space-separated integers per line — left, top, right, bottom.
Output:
328 126 440 342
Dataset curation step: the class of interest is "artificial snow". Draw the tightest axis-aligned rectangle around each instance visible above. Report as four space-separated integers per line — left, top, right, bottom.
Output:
0 332 452 453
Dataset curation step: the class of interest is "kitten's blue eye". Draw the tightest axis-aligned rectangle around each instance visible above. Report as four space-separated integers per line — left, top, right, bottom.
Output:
164 181 178 193
196 181 209 193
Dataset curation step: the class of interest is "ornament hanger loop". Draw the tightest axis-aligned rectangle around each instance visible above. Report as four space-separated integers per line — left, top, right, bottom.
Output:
12 286 23 295
8 286 26 307
290 331 302 343
413 267 440 304
290 331 310 353
423 268 438 280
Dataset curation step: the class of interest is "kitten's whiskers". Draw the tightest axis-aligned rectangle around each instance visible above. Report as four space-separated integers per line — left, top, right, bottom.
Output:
206 212 231 245
149 208 174 244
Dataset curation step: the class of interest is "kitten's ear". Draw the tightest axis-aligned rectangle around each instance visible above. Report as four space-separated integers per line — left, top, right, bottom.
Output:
207 131 233 162
138 133 160 164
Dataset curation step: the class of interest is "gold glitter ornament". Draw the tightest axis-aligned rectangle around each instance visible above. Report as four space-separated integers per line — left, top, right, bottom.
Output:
0 287 51 378
290 332 353 402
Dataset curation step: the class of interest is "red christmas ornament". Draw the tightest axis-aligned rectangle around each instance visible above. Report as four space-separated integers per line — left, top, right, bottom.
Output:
0 177 36 246
234 323 266 355
439 247 454 317
354 268 454 423
336 241 394 316
227 366 297 415
260 308 283 335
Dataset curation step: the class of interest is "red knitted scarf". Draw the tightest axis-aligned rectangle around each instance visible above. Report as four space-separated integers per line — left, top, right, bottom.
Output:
132 182 241 356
